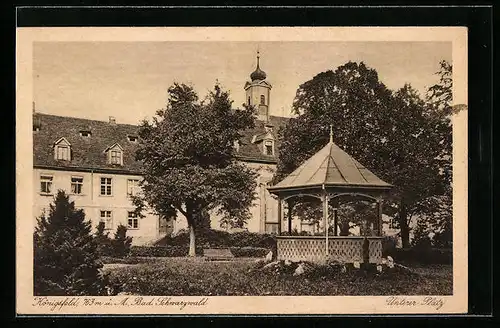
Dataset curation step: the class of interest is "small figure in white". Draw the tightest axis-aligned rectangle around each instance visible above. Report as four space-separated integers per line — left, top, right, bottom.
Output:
387 256 395 268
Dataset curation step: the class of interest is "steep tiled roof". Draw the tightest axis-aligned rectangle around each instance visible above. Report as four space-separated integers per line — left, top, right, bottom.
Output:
268 139 392 192
33 113 289 173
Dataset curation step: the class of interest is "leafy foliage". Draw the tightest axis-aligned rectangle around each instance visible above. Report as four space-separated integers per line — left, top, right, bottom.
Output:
111 224 133 258
273 61 452 247
154 228 276 249
134 83 258 256
94 221 113 257
34 190 112 296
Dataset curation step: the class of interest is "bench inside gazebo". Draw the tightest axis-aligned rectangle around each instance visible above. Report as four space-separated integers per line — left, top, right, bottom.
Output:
267 127 393 264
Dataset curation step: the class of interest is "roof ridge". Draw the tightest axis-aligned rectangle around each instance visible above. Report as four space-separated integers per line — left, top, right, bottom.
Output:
328 144 348 184
34 112 140 128
305 153 329 185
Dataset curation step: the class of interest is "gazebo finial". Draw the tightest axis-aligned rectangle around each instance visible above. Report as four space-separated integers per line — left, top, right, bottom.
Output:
329 125 333 143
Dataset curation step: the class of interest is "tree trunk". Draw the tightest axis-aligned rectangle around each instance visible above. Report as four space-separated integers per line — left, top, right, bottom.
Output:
399 201 410 248
188 223 196 257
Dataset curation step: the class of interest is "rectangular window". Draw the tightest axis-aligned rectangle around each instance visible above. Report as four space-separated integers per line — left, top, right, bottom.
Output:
100 177 112 196
40 175 53 194
127 211 139 229
56 146 70 160
110 150 122 165
127 179 140 197
100 210 113 230
71 176 83 194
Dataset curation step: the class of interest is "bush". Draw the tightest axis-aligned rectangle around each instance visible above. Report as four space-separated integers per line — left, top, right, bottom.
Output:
154 228 276 249
94 222 113 257
130 245 203 257
34 190 113 296
111 224 133 258
382 235 398 257
129 245 270 258
230 247 269 258
388 247 452 265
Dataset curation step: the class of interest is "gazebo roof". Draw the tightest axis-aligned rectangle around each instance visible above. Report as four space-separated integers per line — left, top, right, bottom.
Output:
268 139 392 194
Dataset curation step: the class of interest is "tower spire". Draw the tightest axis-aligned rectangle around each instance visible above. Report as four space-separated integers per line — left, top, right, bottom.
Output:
329 125 333 143
256 49 260 68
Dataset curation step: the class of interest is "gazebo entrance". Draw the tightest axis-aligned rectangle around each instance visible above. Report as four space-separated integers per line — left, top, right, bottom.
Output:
268 128 392 264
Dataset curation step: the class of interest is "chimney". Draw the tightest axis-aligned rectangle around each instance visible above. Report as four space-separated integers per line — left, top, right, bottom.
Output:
109 116 116 125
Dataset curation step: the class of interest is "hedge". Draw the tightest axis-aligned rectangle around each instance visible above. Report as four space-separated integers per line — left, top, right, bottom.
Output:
128 245 270 258
154 229 276 249
387 247 452 265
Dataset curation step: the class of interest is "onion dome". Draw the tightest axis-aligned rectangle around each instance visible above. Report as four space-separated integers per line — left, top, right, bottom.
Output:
250 52 267 81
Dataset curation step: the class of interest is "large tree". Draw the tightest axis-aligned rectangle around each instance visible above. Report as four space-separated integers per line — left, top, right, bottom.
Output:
135 83 258 256
274 61 451 248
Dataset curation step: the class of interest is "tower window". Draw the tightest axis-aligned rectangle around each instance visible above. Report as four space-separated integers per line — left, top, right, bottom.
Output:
260 95 265 105
264 140 274 156
248 97 251 106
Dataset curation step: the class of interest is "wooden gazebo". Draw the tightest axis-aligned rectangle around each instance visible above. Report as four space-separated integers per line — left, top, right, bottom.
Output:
267 129 393 264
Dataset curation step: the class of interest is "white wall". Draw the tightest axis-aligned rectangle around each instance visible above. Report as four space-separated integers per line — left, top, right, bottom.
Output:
33 168 160 245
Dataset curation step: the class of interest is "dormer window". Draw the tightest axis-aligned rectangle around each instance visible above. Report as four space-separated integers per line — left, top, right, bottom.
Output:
110 150 122 164
264 140 274 156
105 143 124 165
79 130 91 138
53 137 71 161
127 135 138 143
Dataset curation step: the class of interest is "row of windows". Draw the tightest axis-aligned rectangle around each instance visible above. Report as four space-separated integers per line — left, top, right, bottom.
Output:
100 210 139 230
40 175 140 197
39 208 140 230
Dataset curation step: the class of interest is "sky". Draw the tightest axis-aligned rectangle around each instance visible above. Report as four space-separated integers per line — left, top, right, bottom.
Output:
33 41 451 125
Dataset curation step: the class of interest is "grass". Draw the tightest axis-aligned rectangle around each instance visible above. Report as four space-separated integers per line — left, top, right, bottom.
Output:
103 257 453 296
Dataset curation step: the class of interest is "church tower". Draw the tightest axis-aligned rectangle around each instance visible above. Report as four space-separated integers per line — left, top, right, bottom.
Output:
244 51 272 122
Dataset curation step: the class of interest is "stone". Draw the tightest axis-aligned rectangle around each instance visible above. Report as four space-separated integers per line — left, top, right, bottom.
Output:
284 259 292 266
265 251 273 262
376 265 383 273
293 263 305 276
353 261 361 269
381 258 387 265
262 261 279 270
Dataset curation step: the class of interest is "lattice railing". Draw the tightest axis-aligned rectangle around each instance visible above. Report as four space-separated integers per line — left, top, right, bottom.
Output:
277 236 383 264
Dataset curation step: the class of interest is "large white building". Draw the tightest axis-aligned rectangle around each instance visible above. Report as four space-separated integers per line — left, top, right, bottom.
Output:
32 56 292 245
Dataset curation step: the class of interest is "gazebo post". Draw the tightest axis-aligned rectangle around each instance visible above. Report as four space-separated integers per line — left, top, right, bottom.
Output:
323 191 329 262
277 196 282 235
377 199 383 236
287 199 293 233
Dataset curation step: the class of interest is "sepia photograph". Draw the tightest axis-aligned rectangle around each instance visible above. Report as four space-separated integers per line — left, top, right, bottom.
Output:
16 27 468 315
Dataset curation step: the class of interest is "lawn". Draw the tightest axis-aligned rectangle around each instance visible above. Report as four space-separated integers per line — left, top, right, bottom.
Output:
103 257 453 296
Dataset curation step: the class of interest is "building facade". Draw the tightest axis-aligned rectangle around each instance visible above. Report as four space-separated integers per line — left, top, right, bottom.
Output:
32 55 290 245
